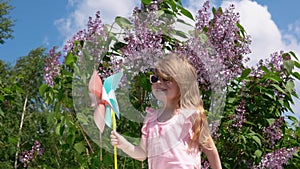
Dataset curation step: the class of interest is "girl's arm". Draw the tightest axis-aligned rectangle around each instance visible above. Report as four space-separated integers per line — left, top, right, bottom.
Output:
201 136 222 169
110 131 147 161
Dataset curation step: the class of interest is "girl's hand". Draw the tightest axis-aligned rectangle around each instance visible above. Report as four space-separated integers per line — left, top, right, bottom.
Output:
110 130 130 150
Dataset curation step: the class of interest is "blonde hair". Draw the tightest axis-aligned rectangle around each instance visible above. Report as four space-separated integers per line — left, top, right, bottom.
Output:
154 53 213 149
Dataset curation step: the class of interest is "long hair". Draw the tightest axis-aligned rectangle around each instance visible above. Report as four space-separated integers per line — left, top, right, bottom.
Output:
154 53 213 149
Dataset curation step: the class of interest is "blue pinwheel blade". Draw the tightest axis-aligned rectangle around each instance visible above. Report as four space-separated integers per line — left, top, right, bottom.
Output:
104 106 112 128
103 71 123 93
110 98 120 118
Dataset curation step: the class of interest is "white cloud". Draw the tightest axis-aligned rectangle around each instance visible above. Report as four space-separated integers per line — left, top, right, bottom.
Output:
55 0 140 49
288 20 300 37
42 36 50 47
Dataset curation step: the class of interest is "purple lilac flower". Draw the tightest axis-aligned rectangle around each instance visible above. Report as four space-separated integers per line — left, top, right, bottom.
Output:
63 11 107 64
253 51 288 77
231 100 247 130
120 7 167 76
263 116 284 148
193 1 251 83
44 46 61 86
195 0 210 30
253 147 298 169
63 29 87 60
20 140 44 168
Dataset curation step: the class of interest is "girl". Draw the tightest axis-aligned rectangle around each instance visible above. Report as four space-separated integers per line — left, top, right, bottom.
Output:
110 54 222 169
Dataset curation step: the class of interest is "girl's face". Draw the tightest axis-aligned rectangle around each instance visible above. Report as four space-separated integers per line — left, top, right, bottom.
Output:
150 73 180 104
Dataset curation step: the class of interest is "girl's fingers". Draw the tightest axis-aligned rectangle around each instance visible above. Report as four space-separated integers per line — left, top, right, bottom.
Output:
110 131 119 146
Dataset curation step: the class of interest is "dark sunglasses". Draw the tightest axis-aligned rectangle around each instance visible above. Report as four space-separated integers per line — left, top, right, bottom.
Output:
149 75 171 84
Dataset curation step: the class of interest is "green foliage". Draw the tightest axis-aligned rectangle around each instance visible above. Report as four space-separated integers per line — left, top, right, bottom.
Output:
215 51 300 168
0 0 15 44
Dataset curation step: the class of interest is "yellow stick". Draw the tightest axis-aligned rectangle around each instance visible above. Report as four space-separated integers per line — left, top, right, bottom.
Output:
112 110 118 169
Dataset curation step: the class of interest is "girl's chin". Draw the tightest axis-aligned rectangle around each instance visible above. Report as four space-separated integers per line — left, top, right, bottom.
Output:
153 94 167 102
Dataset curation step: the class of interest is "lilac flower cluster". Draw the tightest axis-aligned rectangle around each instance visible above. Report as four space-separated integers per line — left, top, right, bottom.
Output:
63 11 107 64
63 29 87 60
254 51 291 79
194 1 251 82
120 7 167 75
253 147 298 169
256 51 289 72
231 100 247 130
84 11 109 64
263 116 284 148
43 46 61 86
195 0 210 30
20 140 44 168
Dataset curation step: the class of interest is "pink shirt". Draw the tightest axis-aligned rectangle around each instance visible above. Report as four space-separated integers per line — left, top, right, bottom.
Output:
141 107 201 169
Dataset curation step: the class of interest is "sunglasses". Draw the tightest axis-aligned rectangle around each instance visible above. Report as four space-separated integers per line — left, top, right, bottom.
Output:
149 74 172 84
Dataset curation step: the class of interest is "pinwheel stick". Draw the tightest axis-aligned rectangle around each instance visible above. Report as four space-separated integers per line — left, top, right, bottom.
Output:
112 110 118 169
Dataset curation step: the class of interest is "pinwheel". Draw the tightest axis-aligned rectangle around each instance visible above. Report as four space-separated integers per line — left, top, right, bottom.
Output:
88 70 123 169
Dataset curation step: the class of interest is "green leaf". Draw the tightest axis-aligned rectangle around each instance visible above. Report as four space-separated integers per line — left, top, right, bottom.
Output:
113 41 127 50
115 16 132 28
252 135 261 147
167 0 177 12
236 22 246 37
239 68 251 80
0 107 4 117
271 84 286 94
0 94 4 102
55 123 64 136
254 150 262 158
285 81 295 93
292 72 300 80
141 0 152 5
266 118 275 125
8 136 18 143
39 84 49 95
173 29 188 39
260 66 270 73
288 51 298 61
294 60 300 69
176 18 193 27
74 141 86 154
287 115 298 126
265 75 281 83
283 60 294 73
65 53 76 65
178 5 194 21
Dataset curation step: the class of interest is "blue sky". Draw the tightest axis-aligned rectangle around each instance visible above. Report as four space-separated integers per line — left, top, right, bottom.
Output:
0 0 299 119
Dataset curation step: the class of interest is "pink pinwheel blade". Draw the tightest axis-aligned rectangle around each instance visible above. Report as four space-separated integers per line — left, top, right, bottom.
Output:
94 104 106 133
88 70 103 98
88 70 106 133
